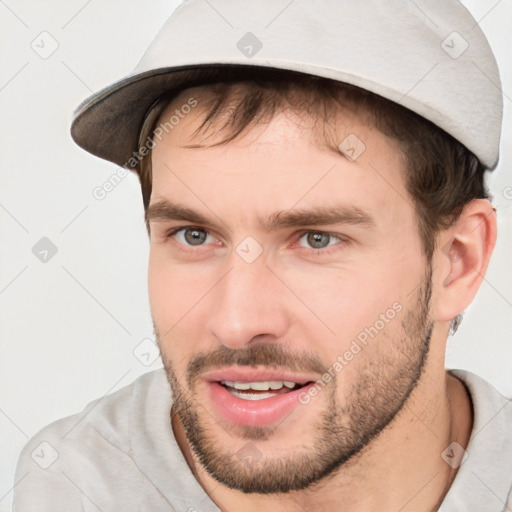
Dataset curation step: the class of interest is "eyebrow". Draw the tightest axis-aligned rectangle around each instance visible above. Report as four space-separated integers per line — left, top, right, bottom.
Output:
145 200 375 232
265 206 375 230
146 201 213 226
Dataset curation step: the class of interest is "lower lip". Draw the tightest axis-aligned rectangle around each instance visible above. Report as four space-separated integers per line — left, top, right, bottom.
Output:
207 381 312 427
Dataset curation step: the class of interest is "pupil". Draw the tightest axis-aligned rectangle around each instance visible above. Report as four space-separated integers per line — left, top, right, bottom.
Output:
307 232 329 249
185 228 206 245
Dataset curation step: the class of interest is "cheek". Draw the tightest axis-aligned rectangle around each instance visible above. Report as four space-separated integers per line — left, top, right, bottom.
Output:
278 255 412 346
148 250 171 320
148 251 201 334
148 250 215 365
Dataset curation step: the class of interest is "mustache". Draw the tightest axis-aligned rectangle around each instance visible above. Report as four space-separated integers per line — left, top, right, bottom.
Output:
185 344 328 389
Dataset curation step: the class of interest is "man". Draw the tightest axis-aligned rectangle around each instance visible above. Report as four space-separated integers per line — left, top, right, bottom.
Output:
13 1 510 511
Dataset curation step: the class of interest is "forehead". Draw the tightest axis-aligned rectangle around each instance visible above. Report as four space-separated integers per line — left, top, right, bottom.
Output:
155 83 403 159
158 82 385 148
148 86 414 235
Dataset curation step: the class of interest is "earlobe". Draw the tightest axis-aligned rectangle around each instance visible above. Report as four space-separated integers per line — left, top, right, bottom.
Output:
435 199 497 322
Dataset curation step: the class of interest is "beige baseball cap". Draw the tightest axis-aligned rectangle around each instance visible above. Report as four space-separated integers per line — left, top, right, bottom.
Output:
71 0 503 170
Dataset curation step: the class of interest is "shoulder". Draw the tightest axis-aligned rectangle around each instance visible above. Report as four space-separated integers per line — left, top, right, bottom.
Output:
13 369 170 512
441 369 512 511
450 369 511 423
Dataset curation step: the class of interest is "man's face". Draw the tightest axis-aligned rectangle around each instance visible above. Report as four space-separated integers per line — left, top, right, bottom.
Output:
147 87 434 493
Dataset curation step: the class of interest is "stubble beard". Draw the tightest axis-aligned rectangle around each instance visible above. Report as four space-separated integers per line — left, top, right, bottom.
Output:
159 268 433 494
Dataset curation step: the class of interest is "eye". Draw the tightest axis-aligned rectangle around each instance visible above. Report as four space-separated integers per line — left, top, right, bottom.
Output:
298 231 343 250
170 227 215 246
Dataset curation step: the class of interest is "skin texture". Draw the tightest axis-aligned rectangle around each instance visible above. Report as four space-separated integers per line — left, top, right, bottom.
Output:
146 86 496 511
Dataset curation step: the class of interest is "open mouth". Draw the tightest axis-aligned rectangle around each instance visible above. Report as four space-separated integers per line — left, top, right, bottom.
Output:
219 380 307 400
202 369 319 426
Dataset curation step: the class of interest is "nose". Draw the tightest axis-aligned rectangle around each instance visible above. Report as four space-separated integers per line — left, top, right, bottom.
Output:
206 255 290 349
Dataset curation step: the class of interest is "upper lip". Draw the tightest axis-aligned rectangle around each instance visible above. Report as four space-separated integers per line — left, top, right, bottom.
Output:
202 367 318 385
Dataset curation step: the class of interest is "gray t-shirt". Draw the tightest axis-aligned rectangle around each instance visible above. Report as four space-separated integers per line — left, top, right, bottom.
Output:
12 369 512 511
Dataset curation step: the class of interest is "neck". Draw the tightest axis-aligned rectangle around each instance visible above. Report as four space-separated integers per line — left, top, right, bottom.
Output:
172 369 473 512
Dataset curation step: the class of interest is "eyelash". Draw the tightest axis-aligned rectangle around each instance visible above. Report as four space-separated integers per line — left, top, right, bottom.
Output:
164 226 349 256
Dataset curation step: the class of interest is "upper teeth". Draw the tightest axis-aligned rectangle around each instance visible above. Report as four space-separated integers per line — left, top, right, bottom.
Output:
221 381 297 391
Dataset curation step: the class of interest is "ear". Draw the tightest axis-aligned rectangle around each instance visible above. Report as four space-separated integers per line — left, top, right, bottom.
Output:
432 199 497 323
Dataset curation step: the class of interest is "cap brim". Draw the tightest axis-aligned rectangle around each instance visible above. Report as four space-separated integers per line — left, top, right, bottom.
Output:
71 64 316 169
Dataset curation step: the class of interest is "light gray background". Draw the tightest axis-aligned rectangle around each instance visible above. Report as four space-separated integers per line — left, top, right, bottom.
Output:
0 0 510 509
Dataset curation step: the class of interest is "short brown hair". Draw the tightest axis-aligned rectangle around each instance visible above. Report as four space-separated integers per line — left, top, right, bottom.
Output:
137 67 488 264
